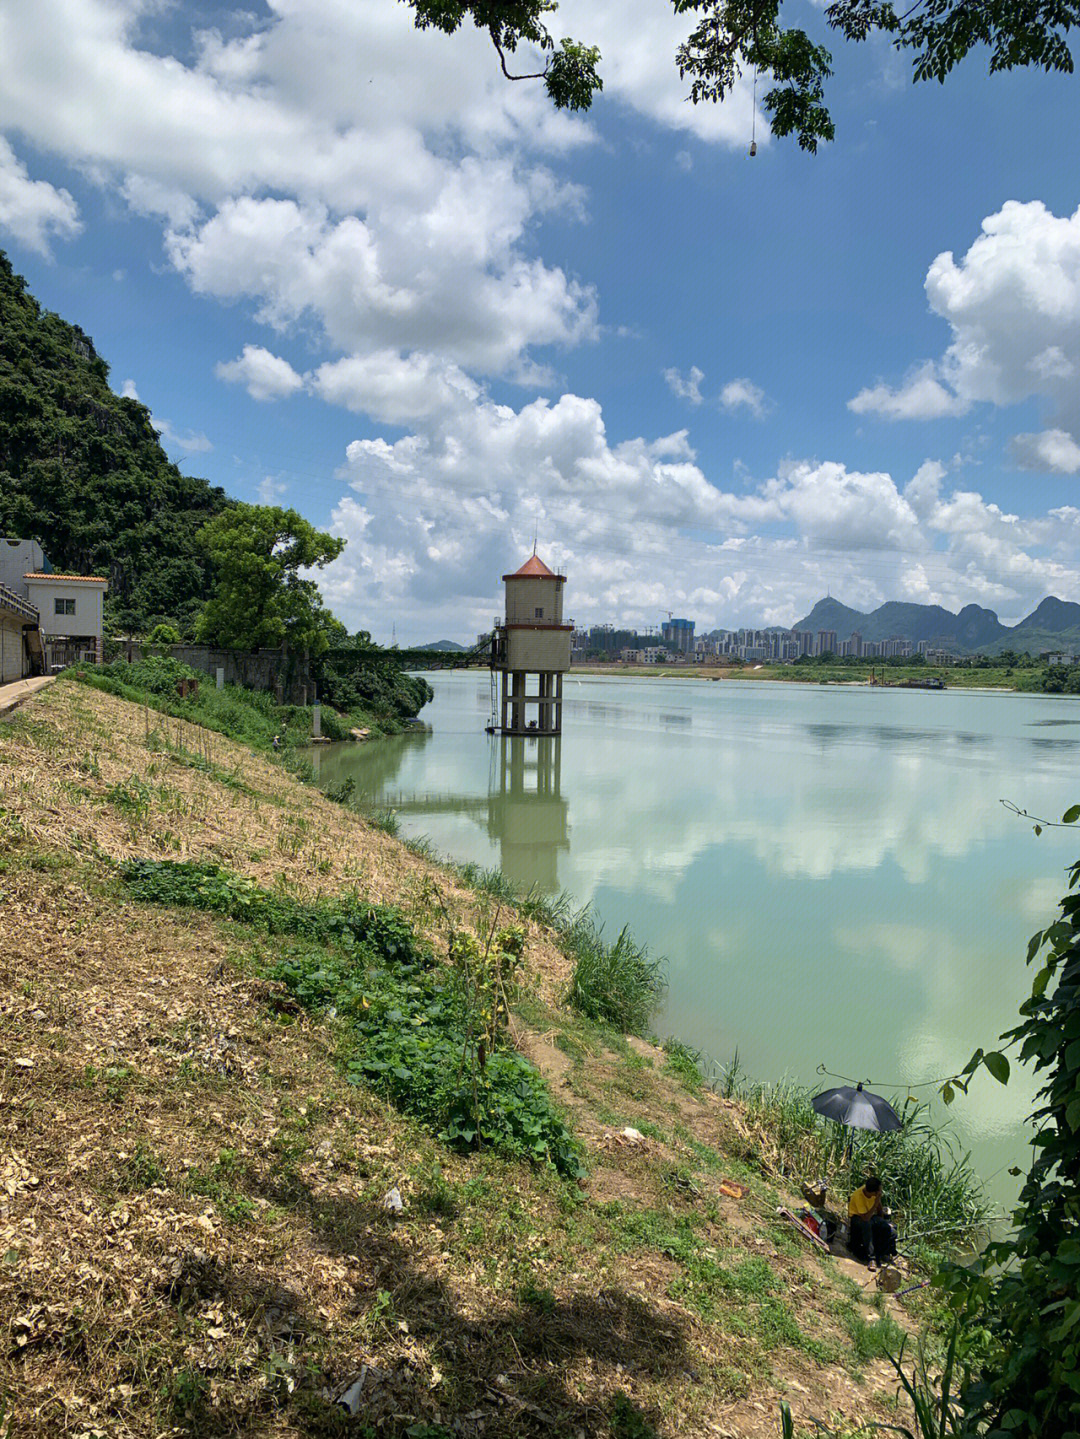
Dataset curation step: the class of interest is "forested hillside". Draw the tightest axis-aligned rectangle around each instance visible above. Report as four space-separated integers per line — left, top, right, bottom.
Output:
0 252 230 632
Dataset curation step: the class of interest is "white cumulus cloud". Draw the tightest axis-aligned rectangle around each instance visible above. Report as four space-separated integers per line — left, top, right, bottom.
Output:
153 417 212 454
848 363 969 420
0 0 760 429
311 381 1080 641
216 345 305 403
1010 428 1080 474
720 378 769 418
0 137 80 254
849 202 1080 467
664 365 705 404
310 352 479 427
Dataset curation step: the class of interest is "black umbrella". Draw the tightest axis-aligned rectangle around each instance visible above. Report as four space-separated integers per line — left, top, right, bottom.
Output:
811 1082 902 1134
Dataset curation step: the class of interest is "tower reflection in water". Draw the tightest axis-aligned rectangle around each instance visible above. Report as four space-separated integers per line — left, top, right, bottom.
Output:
486 736 569 892
307 729 570 894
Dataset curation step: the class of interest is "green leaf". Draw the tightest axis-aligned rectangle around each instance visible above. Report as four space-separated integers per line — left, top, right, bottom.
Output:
1063 804 1080 824
983 1051 1011 1085
941 1081 955 1105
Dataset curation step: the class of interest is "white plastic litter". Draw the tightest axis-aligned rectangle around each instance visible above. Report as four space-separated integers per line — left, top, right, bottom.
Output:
336 1366 368 1414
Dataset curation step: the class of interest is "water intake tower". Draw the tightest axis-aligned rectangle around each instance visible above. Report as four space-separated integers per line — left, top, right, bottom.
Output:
491 553 572 735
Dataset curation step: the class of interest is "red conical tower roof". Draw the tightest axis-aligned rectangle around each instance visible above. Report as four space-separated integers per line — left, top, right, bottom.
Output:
503 553 565 581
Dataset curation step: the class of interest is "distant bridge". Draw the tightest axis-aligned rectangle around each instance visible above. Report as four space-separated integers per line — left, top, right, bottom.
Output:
321 643 490 671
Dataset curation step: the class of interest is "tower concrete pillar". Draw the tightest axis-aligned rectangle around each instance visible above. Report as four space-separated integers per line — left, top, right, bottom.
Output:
510 670 525 733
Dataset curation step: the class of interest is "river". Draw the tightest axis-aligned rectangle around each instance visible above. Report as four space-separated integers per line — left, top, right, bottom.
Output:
311 671 1080 1212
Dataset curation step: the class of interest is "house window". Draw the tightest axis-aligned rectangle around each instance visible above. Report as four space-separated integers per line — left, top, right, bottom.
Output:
535 607 544 619
54 598 76 617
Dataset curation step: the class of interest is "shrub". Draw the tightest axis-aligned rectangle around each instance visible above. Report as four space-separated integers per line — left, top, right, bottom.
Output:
146 622 181 653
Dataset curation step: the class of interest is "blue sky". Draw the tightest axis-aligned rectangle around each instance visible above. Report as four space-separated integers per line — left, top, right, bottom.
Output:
2 1 1079 642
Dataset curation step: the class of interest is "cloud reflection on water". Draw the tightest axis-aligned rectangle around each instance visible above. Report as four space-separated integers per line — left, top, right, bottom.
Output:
315 675 1077 1205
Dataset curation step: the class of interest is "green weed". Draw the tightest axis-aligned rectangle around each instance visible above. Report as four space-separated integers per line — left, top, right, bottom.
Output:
323 775 355 804
366 807 399 836
456 862 518 902
662 1037 703 1092
114 1143 168 1191
103 775 152 819
610 1391 660 1438
516 885 574 928
416 1164 458 1218
161 1366 208 1428
517 1279 557 1314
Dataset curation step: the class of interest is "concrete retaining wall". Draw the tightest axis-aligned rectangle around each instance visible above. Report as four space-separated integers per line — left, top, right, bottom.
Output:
123 642 314 704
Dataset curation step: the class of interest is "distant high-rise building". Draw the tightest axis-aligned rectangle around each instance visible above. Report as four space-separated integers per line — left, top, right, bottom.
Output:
814 630 838 656
662 617 695 654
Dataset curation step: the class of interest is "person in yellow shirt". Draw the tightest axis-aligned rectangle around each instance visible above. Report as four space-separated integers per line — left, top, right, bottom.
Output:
847 1176 897 1269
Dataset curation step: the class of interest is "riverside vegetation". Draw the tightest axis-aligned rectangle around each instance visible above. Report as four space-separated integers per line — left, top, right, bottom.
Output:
74 653 432 745
0 676 1007 1438
594 653 1078 695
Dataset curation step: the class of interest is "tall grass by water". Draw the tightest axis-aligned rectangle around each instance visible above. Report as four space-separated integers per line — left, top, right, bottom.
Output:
562 914 667 1036
446 865 668 1037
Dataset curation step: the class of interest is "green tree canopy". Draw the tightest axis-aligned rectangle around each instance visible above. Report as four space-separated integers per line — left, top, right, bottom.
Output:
924 803 1080 1436
407 0 1078 151
195 504 345 655
0 251 230 634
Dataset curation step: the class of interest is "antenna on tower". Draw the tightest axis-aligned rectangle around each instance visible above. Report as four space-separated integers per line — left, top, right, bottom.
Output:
532 519 538 556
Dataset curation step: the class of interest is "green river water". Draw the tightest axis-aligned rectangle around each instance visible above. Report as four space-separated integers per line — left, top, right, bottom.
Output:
311 671 1080 1213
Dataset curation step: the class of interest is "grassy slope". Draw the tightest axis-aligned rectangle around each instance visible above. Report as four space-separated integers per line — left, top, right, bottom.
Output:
0 681 927 1439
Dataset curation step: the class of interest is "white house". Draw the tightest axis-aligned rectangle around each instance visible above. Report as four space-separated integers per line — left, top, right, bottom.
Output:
0 538 107 670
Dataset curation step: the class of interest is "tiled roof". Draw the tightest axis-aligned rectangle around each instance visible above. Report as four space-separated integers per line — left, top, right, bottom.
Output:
502 554 565 581
24 572 108 583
